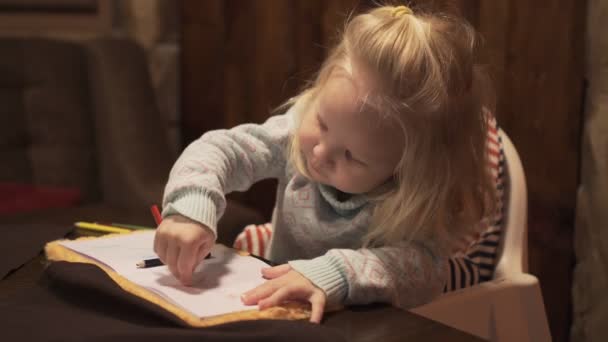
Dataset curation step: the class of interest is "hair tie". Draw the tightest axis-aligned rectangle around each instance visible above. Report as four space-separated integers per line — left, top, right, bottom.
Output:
392 5 413 17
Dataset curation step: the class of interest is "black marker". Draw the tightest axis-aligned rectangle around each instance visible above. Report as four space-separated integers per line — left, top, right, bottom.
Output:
136 254 212 269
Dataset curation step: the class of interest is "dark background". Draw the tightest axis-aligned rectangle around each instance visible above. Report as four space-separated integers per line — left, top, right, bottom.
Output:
0 1 587 341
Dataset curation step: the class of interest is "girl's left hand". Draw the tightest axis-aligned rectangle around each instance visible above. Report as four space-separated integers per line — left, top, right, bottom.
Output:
241 264 327 323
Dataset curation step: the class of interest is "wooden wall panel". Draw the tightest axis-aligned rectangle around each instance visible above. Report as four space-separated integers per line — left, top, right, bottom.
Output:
477 2 586 342
180 0 362 217
180 0 224 143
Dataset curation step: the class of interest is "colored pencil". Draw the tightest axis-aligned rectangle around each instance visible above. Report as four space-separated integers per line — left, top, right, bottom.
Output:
74 222 131 234
150 205 162 225
136 254 213 269
136 258 164 268
97 222 155 230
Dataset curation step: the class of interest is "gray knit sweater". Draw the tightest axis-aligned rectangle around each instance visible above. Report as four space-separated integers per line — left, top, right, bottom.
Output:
162 104 447 308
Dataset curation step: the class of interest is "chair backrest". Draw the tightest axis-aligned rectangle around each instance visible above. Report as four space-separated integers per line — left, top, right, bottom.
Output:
0 37 174 209
0 38 100 200
494 129 528 278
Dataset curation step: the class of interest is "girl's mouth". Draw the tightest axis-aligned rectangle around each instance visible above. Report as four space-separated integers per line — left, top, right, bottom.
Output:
307 159 323 178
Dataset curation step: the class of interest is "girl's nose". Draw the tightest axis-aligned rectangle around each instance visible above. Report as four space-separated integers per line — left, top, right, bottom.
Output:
313 142 335 167
312 143 327 160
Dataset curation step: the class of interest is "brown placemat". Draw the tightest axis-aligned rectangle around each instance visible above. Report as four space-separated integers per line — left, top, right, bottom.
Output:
44 233 311 327
0 223 73 278
0 261 346 342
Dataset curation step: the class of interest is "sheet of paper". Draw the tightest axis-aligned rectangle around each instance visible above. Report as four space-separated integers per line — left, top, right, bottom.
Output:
59 231 269 318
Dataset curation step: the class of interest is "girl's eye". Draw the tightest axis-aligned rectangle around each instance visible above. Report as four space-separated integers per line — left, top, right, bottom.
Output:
317 115 328 131
345 150 367 166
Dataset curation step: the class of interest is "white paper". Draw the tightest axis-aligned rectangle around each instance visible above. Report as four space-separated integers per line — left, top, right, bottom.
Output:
58 231 269 318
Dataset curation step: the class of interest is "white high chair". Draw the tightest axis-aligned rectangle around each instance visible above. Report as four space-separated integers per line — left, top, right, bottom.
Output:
410 129 552 341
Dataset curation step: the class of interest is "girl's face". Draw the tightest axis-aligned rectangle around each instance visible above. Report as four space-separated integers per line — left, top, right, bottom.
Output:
297 66 404 194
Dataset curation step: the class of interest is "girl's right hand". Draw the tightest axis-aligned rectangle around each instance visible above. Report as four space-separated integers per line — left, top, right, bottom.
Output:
153 215 215 286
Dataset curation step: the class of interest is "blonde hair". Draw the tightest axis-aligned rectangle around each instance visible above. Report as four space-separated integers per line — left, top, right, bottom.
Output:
284 3 496 248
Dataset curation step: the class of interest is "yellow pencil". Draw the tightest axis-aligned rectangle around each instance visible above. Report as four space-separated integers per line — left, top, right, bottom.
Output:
74 222 131 234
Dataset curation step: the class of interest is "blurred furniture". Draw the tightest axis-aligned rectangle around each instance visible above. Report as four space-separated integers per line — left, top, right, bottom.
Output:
411 130 551 341
0 0 112 33
0 37 262 245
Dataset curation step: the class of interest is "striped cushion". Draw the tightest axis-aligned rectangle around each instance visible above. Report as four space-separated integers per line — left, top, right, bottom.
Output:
233 223 272 258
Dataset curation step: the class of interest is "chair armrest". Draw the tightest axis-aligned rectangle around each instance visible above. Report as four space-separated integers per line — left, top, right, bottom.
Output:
496 129 529 276
410 273 550 341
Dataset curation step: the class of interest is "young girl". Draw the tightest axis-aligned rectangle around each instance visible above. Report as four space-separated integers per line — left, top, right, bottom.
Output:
154 4 503 323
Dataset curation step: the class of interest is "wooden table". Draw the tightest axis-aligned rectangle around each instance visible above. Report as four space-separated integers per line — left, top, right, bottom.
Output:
0 226 485 342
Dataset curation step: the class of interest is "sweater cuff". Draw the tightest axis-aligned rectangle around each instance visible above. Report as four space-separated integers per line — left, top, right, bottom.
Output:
289 255 348 306
162 189 218 238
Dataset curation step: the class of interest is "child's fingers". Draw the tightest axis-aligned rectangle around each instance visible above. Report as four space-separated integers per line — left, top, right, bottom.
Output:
153 234 167 261
165 243 180 280
153 233 161 255
256 285 326 323
257 287 289 310
308 291 326 324
154 231 167 262
177 245 197 285
261 264 291 279
196 243 211 263
241 281 280 305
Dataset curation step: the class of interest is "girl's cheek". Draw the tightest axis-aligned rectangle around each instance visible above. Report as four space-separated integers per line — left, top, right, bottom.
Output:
298 129 316 151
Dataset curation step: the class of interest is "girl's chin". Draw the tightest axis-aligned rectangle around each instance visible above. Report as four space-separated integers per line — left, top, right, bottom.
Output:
306 164 343 190
305 160 358 193
306 163 330 185
308 170 324 184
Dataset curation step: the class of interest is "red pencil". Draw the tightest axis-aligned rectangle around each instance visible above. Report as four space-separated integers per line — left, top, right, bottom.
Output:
150 205 162 225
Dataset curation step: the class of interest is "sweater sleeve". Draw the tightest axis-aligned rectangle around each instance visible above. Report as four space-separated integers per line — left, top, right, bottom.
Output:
161 112 292 236
288 240 447 309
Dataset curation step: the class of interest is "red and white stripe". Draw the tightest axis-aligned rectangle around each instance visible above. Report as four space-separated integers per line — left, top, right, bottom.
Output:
233 223 273 258
445 116 506 291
